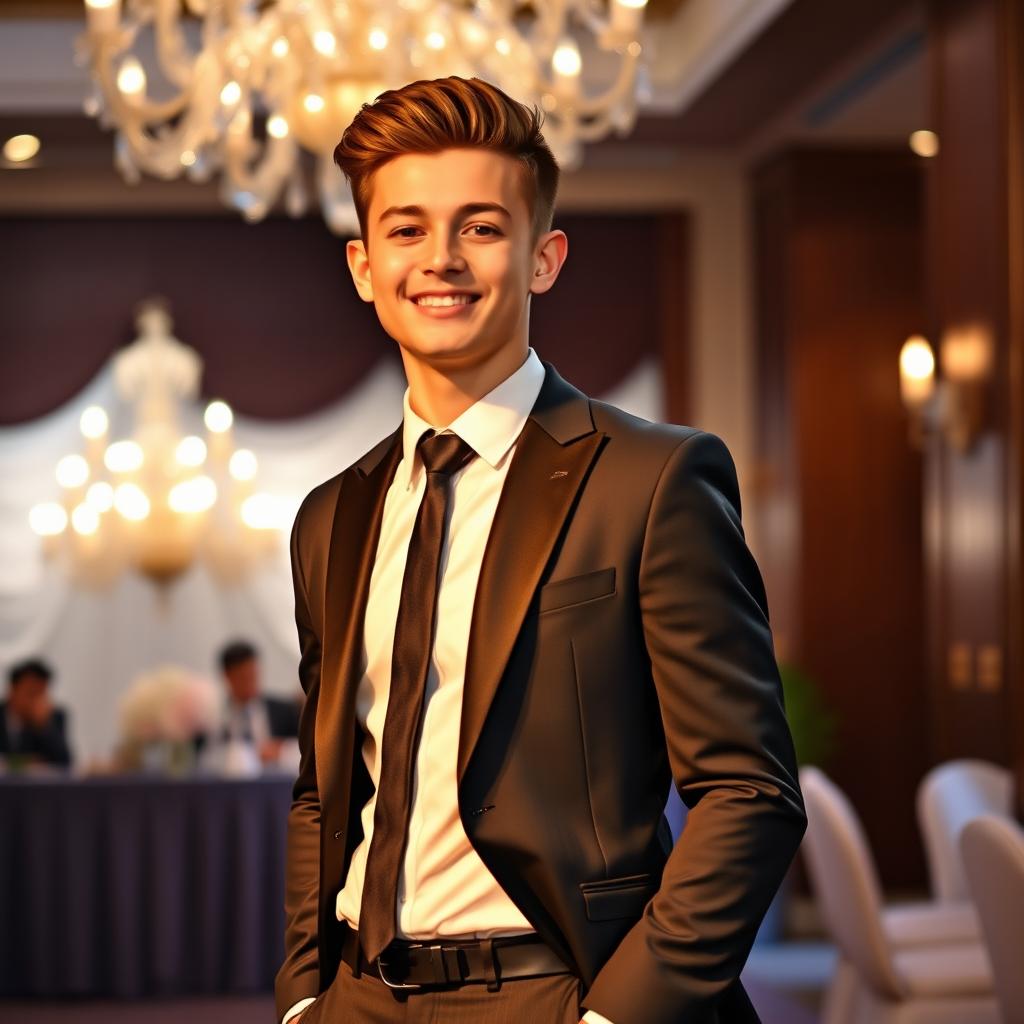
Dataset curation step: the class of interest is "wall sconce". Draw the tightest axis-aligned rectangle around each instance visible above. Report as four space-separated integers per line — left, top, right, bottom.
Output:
899 326 991 452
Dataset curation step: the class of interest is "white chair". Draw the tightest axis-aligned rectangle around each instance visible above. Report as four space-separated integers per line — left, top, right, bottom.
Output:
918 760 1014 903
961 814 1024 1024
800 767 997 1024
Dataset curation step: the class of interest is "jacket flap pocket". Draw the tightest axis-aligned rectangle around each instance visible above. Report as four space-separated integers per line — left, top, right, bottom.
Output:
579 872 656 922
539 567 616 614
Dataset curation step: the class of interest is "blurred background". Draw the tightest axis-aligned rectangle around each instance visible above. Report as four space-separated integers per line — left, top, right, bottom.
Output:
1 0 1022 1021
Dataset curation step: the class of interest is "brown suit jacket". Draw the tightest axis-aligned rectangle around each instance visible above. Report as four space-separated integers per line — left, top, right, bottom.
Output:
275 360 807 1024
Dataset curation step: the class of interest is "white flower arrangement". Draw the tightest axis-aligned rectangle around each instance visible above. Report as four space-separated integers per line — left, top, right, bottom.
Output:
119 665 222 745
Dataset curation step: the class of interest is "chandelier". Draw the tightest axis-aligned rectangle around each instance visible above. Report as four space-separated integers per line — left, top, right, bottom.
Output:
76 0 649 234
29 297 289 587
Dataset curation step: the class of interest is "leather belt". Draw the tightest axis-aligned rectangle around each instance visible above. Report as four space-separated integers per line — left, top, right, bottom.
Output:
340 924 574 991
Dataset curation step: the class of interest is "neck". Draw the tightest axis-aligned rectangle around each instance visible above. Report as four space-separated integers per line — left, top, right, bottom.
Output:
401 342 529 427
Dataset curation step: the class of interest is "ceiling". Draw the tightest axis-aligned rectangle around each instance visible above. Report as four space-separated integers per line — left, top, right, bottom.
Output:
0 0 928 213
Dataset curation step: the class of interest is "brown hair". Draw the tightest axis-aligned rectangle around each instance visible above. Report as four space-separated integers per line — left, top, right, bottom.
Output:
333 76 560 244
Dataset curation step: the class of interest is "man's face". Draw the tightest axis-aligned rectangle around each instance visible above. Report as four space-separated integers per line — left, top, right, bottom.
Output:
9 674 47 718
346 147 565 370
224 658 260 703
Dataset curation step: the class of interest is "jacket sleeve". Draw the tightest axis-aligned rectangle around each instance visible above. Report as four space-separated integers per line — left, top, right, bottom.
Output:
581 430 807 1024
274 499 325 1021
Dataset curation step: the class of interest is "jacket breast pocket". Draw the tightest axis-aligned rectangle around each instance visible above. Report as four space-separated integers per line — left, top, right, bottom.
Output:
539 567 616 614
578 871 657 922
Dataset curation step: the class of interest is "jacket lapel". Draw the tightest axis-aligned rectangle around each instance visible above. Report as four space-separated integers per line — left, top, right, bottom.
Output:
457 363 605 784
316 425 402 810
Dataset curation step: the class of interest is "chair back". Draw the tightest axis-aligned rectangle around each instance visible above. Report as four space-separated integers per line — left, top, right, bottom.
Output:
799 767 904 998
917 759 1014 902
961 814 1024 1022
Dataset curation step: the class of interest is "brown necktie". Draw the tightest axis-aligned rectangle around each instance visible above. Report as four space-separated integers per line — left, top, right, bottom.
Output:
357 428 477 963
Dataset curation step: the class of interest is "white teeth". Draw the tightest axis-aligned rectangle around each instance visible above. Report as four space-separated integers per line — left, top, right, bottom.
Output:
414 295 476 307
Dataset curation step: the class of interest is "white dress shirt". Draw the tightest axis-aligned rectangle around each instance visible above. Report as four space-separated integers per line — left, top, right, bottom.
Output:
284 348 612 1024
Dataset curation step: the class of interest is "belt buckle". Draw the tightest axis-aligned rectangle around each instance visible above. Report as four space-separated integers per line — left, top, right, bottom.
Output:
377 941 464 989
376 947 423 990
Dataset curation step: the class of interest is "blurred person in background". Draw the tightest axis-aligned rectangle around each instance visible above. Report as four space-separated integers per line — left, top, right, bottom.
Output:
0 658 72 768
211 639 300 766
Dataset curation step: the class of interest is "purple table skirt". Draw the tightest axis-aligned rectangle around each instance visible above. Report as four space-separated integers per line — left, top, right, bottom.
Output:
0 773 293 998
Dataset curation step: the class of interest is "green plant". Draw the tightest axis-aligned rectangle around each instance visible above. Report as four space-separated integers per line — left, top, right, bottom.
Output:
778 661 836 766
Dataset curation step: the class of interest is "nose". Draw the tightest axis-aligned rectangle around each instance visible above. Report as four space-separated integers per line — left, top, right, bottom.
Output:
424 230 466 276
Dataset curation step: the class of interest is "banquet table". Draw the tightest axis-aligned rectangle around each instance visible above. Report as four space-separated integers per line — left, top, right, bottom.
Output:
0 771 294 998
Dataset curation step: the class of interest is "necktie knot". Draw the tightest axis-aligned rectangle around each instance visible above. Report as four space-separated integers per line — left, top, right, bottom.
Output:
417 430 476 478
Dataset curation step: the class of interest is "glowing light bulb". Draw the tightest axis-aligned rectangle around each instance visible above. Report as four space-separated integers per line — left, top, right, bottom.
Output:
368 27 388 50
267 115 289 139
204 401 233 433
176 435 207 467
114 483 150 521
29 502 68 536
169 476 217 514
229 449 258 481
553 41 582 78
313 30 336 55
80 405 109 438
86 481 115 512
104 440 143 473
71 503 100 536
3 134 40 163
56 454 90 489
117 56 146 97
220 80 241 106
909 130 939 158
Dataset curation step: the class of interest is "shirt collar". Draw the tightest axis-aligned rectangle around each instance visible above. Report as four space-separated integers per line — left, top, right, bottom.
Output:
397 346 545 491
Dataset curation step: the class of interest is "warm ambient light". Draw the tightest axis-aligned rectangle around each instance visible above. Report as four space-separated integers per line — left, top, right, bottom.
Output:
117 56 147 97
71 503 101 536
899 335 936 407
175 435 207 467
104 440 144 473
56 454 90 489
909 130 939 158
29 502 68 536
114 483 150 521
553 40 582 77
168 476 217 514
3 134 40 163
229 449 258 481
86 481 115 512
204 400 233 433
80 405 109 439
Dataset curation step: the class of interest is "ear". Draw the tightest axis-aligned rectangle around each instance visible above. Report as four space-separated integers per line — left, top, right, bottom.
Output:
529 229 568 296
346 238 374 302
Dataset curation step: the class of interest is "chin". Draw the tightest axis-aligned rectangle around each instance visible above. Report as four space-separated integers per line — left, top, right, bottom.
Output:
397 328 490 364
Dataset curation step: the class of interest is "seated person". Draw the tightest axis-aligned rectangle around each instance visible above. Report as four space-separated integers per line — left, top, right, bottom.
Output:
0 658 72 768
201 640 300 766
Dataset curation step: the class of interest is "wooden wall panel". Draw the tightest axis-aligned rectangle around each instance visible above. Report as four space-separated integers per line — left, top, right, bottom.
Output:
754 150 929 888
923 0 1019 777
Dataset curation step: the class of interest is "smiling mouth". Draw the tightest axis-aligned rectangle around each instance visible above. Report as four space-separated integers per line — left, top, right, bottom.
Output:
409 295 482 308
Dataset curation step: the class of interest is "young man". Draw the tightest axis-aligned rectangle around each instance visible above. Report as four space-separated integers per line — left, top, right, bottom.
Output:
277 76 806 1024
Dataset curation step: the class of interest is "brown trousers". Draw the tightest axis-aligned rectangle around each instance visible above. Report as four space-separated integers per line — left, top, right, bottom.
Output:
299 958 585 1024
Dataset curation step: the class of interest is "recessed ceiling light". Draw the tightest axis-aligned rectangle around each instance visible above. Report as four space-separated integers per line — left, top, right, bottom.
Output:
909 130 939 158
3 134 40 163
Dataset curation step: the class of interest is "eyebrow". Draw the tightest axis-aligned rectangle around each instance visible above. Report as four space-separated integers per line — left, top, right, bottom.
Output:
377 202 512 224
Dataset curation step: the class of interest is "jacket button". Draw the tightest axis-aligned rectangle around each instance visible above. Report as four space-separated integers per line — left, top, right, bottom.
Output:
333 830 343 839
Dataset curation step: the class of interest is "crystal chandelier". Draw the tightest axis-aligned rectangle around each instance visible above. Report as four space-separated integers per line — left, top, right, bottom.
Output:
29 297 289 587
77 0 649 234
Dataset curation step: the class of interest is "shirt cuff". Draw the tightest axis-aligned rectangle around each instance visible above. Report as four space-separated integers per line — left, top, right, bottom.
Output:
582 1011 615 1024
282 995 317 1024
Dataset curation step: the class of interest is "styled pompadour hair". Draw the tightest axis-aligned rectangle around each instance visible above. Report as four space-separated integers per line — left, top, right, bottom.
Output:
333 75 560 243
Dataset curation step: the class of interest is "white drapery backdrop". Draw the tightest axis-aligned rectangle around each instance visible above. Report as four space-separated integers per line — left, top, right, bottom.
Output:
0 354 664 765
